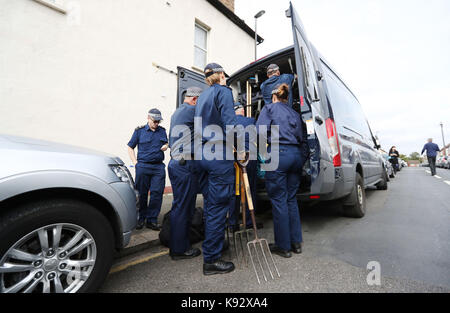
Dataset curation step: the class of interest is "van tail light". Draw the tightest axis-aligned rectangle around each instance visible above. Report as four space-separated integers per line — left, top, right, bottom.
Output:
326 118 341 167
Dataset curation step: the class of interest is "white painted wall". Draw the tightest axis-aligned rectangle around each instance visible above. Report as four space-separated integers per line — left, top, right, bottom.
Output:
0 0 255 185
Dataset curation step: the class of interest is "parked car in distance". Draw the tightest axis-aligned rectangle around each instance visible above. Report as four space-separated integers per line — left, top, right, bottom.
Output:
436 156 445 168
381 153 395 179
439 156 449 169
0 134 138 293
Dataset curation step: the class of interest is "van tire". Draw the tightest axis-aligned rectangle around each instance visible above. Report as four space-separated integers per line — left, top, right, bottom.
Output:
342 173 366 218
377 169 389 190
0 199 115 293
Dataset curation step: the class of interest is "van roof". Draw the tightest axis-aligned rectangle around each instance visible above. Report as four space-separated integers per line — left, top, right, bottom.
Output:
228 44 360 103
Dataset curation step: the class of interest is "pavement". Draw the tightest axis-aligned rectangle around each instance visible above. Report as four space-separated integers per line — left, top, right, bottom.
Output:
100 167 450 293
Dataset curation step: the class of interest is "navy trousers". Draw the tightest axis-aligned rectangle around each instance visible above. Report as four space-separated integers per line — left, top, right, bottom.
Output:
265 145 304 251
135 162 166 223
197 159 235 263
168 159 198 254
229 160 257 227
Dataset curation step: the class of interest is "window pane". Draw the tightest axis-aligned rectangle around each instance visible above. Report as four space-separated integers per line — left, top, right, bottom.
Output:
323 64 371 139
195 25 207 50
194 47 207 69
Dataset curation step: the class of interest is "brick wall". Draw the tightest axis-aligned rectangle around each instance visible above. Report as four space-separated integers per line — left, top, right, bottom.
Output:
219 0 234 12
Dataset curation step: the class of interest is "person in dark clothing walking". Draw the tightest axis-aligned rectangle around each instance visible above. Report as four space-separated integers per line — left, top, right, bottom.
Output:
389 146 400 173
422 138 441 176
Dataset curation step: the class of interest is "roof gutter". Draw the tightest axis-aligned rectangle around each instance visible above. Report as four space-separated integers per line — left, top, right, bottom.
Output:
206 0 264 44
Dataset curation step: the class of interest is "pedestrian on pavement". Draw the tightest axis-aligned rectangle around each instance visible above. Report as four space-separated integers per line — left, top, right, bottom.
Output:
128 109 168 231
167 87 204 260
389 146 400 173
421 138 441 176
259 64 296 108
229 103 260 232
194 63 245 275
256 83 306 258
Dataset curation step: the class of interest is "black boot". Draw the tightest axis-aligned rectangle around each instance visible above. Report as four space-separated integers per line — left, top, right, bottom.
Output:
269 243 292 258
136 220 145 230
146 221 161 231
203 259 235 275
170 248 201 260
291 242 302 254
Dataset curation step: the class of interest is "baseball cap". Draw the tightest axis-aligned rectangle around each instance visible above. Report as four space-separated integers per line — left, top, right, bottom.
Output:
185 87 203 97
148 108 163 121
204 63 229 78
267 64 280 74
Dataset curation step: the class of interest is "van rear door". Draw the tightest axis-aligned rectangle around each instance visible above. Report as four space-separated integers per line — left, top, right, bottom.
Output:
176 66 208 108
287 2 335 195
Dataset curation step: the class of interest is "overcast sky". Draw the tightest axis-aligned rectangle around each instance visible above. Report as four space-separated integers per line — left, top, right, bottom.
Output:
235 0 450 156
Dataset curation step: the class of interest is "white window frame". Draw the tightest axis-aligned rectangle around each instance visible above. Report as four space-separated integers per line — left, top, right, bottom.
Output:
194 21 209 70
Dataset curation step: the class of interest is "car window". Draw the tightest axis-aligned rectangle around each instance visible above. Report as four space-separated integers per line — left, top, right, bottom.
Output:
322 62 372 140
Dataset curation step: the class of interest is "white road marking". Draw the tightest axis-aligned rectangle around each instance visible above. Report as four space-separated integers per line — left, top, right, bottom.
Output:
445 181 450 186
435 175 442 179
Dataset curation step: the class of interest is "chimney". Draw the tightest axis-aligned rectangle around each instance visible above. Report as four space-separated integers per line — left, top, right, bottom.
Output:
219 0 235 12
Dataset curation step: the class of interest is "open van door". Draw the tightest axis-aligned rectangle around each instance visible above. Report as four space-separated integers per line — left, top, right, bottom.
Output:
176 66 208 108
287 2 336 195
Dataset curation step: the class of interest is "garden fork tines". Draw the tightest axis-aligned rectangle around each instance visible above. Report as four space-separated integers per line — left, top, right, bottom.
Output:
238 163 281 284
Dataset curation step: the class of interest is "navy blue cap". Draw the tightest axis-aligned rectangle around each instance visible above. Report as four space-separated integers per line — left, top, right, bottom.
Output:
185 87 203 97
148 108 163 121
267 64 280 74
204 63 229 78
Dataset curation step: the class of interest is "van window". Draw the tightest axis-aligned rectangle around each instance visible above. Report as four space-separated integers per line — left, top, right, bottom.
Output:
295 30 319 103
322 62 372 140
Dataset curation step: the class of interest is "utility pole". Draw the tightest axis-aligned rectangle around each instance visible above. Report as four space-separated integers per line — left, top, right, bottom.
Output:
440 122 446 155
254 10 265 60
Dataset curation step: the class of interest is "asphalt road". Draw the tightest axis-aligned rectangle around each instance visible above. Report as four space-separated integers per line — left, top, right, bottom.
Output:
100 167 450 293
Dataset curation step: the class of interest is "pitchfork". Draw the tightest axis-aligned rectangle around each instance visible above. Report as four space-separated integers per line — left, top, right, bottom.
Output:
232 166 252 267
237 162 281 284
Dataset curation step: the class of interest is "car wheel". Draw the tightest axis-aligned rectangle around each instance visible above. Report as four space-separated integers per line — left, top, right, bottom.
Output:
342 173 366 218
0 199 114 293
377 168 389 190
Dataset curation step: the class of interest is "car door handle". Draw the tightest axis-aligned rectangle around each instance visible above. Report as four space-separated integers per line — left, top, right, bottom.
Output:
315 116 324 125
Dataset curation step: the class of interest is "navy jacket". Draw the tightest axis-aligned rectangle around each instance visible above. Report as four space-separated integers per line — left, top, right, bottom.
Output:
128 125 168 164
256 101 303 146
169 103 195 159
235 115 256 152
260 74 295 107
194 84 243 159
422 142 440 157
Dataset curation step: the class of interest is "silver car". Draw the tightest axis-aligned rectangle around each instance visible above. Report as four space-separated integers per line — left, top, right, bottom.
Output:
0 134 138 293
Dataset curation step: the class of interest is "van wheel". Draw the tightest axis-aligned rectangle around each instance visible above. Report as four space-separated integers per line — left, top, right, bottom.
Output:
377 169 389 190
0 199 114 293
342 173 366 218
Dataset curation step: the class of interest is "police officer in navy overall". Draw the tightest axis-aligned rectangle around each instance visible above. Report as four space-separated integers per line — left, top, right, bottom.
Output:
128 109 169 231
422 138 441 176
260 64 295 107
256 83 305 258
229 103 259 231
168 87 204 260
194 63 245 275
